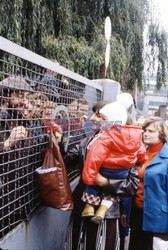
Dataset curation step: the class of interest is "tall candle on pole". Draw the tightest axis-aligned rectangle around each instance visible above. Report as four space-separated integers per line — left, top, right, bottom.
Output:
103 16 112 78
92 16 120 102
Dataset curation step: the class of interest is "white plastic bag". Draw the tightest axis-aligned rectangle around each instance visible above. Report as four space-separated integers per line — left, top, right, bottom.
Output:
36 166 57 174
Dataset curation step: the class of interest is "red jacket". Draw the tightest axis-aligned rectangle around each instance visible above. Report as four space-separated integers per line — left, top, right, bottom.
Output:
82 125 147 185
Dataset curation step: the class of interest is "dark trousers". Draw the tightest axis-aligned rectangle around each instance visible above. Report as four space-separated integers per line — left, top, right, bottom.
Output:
72 213 118 250
72 214 98 250
105 218 118 250
129 205 153 250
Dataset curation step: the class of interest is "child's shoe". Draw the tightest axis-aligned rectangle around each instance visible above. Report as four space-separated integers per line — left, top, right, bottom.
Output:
81 204 95 217
91 205 108 224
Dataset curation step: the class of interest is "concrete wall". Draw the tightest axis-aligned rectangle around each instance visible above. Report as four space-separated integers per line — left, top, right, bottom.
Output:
0 178 79 250
91 79 121 102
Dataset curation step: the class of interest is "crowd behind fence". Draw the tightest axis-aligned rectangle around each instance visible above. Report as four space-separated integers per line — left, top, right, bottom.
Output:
0 37 102 238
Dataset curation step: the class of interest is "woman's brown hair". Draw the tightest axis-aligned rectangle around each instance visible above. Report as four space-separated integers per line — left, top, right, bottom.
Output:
142 116 168 143
92 101 110 113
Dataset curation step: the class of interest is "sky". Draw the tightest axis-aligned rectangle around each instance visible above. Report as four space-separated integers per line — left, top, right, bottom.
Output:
155 0 168 31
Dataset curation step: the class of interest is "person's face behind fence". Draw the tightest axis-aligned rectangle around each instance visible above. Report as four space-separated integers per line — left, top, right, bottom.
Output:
67 99 88 118
41 101 57 125
19 101 36 120
33 98 43 118
67 99 77 118
78 102 88 117
9 91 29 108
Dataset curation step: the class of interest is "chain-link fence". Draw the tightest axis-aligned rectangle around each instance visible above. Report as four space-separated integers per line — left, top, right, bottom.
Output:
0 36 102 239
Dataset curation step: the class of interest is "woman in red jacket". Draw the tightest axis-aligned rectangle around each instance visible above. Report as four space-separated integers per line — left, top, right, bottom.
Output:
48 96 142 249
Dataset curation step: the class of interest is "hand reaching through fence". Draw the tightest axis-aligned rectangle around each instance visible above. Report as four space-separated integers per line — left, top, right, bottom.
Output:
45 120 62 143
3 126 28 150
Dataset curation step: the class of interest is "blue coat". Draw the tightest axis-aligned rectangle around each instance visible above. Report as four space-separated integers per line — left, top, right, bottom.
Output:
143 142 168 233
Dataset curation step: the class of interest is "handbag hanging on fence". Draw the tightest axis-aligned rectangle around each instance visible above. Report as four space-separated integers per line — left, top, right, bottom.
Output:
36 131 74 211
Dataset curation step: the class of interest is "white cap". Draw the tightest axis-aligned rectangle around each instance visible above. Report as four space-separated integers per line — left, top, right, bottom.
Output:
99 93 133 125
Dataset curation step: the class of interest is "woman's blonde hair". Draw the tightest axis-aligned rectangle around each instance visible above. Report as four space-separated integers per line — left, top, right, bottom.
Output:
142 116 168 143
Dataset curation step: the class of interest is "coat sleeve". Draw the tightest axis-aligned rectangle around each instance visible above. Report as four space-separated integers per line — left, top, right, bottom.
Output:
0 132 5 152
136 142 147 165
59 141 80 169
103 165 139 196
82 133 111 185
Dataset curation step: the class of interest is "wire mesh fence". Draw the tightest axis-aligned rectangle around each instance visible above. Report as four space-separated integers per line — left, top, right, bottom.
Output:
0 38 102 239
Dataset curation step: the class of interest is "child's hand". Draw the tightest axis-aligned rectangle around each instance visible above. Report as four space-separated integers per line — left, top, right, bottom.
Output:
94 173 109 186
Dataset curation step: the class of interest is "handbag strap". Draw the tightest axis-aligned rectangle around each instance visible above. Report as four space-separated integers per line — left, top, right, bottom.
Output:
48 130 58 149
51 105 70 152
48 130 66 169
51 130 59 147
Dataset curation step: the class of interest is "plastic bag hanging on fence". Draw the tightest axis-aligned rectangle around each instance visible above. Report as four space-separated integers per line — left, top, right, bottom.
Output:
36 131 74 211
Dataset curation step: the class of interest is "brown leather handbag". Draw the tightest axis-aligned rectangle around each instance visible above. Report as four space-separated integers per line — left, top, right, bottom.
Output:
36 132 73 211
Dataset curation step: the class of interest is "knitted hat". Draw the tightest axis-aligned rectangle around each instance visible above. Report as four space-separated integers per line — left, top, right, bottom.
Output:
99 93 133 125
0 76 33 92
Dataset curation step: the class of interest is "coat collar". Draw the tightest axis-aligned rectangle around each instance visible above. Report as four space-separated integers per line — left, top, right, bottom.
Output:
147 142 168 167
